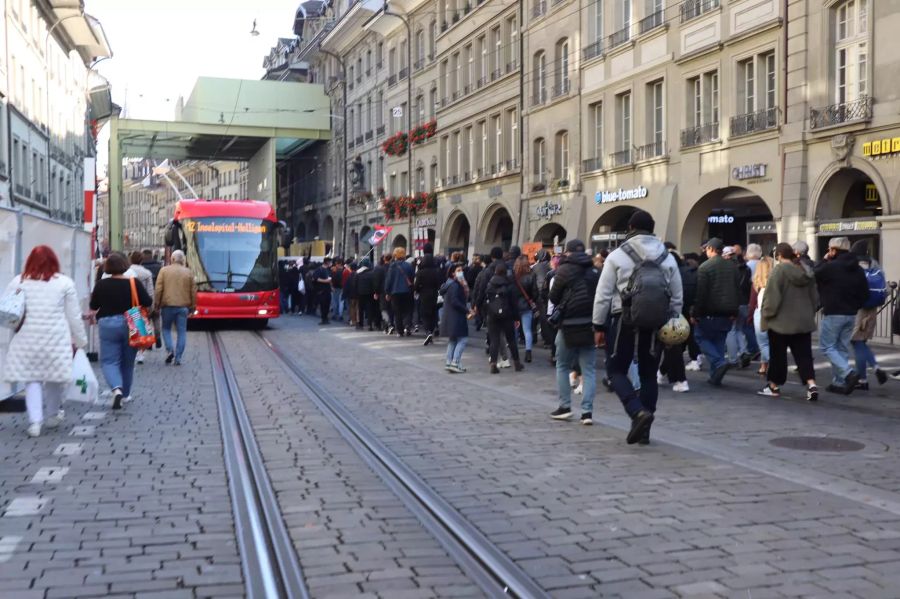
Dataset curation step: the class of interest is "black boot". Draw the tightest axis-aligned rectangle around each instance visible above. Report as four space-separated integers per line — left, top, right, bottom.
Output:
627 410 654 445
525 350 532 363
638 421 652 445
490 363 500 374
514 360 524 372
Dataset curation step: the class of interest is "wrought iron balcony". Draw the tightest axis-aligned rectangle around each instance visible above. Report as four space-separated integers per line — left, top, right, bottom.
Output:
583 40 604 61
532 90 547 106
582 157 603 172
376 125 386 136
532 1 546 18
355 135 363 145
552 79 570 99
506 60 517 74
680 0 720 23
610 149 632 167
348 81 355 91
376 61 383 70
609 26 631 50
365 131 374 141
681 122 720 148
552 0 565 6
639 10 664 34
809 96 872 130
477 76 487 88
491 68 502 81
388 74 397 87
635 140 666 161
399 66 409 80
348 139 356 149
730 106 779 137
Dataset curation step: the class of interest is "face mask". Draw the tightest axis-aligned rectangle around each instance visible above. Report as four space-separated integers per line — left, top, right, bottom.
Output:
455 271 465 281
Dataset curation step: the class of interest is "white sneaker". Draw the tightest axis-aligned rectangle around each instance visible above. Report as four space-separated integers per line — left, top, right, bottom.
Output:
569 372 577 387
657 371 666 384
44 410 65 428
135 352 144 364
672 381 690 393
499 359 511 369
574 383 583 395
696 355 704 368
685 360 701 372
123 396 133 404
27 423 41 437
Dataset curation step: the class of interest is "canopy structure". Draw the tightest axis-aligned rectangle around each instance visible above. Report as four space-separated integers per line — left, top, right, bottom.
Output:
107 77 332 250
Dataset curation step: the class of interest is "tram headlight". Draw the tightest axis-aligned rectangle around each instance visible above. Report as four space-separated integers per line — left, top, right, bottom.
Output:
258 309 268 315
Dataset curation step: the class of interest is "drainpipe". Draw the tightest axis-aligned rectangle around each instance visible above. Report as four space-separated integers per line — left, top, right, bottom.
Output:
515 0 525 246
318 46 348 258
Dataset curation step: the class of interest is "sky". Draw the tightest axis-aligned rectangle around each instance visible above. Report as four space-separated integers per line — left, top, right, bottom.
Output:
87 0 300 121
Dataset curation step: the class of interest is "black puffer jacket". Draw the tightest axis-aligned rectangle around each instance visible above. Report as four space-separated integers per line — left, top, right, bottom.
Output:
485 274 519 322
512 271 538 313
694 255 741 317
472 262 495 311
548 251 599 323
814 251 869 316
415 256 442 319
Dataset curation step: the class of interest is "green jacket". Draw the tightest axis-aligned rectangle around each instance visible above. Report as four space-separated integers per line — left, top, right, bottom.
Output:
760 262 818 334
693 255 740 317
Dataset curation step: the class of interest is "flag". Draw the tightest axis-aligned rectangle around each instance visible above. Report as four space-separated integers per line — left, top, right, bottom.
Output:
369 225 392 246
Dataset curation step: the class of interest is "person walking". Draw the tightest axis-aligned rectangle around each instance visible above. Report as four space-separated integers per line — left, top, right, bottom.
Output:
815 237 868 394
759 243 819 401
343 262 359 327
90 253 152 410
355 258 377 330
385 247 415 336
849 239 889 389
440 262 470 372
153 250 197 366
725 245 754 368
748 256 774 376
140 250 163 348
656 246 690 393
373 255 391 331
512 255 538 363
129 251 155 364
692 238 741 386
329 258 348 321
593 211 683 443
485 262 523 373
3 246 88 436
549 239 599 424
415 253 442 345
313 258 333 324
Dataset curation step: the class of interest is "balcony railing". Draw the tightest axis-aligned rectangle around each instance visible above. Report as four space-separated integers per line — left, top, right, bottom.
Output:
348 81 355 90
506 60 517 74
532 0 546 18
388 74 397 86
477 76 487 88
635 140 666 161
809 96 873 130
399 66 409 80
610 149 632 167
583 39 604 61
583 157 603 172
376 125 386 136
680 0 720 23
348 139 356 149
414 58 425 71
730 106 779 137
609 26 631 49
365 131 374 141
638 10 664 34
355 135 364 145
552 79 571 99
532 90 547 106
681 122 720 147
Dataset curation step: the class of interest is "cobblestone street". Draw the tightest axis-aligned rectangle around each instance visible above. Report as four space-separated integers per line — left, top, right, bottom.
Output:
2 316 900 597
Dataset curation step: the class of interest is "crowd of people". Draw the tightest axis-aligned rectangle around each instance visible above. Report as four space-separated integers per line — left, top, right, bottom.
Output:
280 209 900 444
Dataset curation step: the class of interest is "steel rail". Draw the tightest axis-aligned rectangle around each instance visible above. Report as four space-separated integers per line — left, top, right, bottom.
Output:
256 331 549 599
208 332 310 599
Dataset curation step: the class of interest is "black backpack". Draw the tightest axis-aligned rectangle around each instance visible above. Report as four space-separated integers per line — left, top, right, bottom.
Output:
620 243 672 330
487 287 508 319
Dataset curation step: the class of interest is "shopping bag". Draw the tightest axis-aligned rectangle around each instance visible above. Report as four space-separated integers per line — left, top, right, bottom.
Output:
126 278 155 349
66 349 99 403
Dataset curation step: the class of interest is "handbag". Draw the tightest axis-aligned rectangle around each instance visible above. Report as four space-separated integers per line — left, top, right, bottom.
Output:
0 284 26 332
514 274 541 319
125 278 155 349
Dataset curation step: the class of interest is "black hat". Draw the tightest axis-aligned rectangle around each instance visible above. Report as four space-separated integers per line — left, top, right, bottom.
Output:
702 237 724 251
509 245 521 259
565 239 586 252
490 246 503 260
627 209 655 233
423 242 434 255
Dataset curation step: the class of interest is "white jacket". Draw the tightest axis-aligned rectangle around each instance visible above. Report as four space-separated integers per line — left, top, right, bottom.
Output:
3 274 88 383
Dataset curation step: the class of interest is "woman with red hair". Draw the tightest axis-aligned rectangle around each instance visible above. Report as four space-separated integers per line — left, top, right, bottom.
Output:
3 245 87 437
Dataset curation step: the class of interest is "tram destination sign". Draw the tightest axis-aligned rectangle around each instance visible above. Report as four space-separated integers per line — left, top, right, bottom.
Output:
186 221 268 234
595 185 648 204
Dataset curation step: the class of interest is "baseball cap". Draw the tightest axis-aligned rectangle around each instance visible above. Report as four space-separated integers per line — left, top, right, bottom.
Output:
702 237 724 251
722 246 735 257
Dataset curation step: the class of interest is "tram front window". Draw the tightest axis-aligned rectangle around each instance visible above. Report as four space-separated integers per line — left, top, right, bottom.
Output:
180 218 278 292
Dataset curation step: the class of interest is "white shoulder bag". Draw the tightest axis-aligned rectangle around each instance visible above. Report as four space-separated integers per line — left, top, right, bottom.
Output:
0 285 26 331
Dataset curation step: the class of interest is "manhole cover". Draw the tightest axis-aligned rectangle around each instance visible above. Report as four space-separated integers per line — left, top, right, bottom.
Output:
769 436 865 452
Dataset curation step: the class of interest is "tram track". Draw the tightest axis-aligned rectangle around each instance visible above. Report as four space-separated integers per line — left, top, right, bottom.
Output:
208 332 310 599
253 330 550 599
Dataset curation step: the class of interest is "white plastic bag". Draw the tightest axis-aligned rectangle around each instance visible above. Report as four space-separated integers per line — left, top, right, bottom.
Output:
66 349 99 403
297 277 306 294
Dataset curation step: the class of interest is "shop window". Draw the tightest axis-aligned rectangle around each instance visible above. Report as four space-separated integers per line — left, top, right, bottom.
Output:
533 138 546 185
555 131 570 182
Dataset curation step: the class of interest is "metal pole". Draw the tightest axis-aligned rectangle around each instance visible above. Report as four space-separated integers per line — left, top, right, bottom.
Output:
317 47 348 260
383 4 412 256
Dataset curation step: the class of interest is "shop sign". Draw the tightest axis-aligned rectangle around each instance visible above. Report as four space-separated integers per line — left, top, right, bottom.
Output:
731 163 767 180
862 138 900 158
535 201 562 220
817 220 880 234
707 213 735 224
416 216 436 227
594 186 648 204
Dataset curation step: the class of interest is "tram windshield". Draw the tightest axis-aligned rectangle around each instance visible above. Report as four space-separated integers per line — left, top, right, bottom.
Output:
179 217 278 292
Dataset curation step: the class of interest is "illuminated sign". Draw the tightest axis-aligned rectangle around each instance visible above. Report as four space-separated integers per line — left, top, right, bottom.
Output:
817 220 879 233
708 214 734 224
186 221 268 234
732 163 767 180
595 186 648 204
863 138 900 157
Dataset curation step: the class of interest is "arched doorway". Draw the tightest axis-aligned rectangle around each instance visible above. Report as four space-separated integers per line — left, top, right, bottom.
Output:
308 219 320 239
682 187 776 255
482 205 513 251
590 205 639 253
322 216 335 243
392 234 408 250
814 167 884 259
534 223 566 250
444 211 470 257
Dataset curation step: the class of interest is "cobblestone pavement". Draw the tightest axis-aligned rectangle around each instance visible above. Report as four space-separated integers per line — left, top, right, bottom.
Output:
217 330 483 599
265 315 900 598
0 336 243 599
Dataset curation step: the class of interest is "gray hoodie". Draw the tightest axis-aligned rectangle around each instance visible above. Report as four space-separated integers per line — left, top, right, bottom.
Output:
592 233 684 326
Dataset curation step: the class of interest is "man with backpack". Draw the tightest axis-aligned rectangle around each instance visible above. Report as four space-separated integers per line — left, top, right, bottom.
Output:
549 239 600 425
485 263 523 373
592 211 683 444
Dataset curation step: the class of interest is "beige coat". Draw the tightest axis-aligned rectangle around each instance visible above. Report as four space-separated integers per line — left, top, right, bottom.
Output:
153 264 197 311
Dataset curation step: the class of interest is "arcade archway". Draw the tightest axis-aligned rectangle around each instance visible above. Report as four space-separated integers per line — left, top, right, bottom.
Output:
534 223 566 249
308 219 320 239
392 234 408 250
295 222 307 241
444 211 471 257
590 205 640 252
681 187 776 255
481 204 514 251
813 167 884 259
322 215 335 242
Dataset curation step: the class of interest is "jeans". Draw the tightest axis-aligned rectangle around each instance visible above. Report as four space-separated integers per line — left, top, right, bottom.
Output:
820 314 856 384
607 315 661 417
25 381 64 425
695 316 732 372
99 315 137 396
520 310 533 351
726 305 750 362
445 337 468 366
852 340 878 379
555 330 596 413
330 288 343 320
753 308 770 364
161 306 189 362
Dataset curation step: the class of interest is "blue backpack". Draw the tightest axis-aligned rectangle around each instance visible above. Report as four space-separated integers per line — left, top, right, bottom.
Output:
863 267 887 309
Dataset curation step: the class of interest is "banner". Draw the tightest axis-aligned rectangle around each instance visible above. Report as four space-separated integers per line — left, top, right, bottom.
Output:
369 225 392 246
